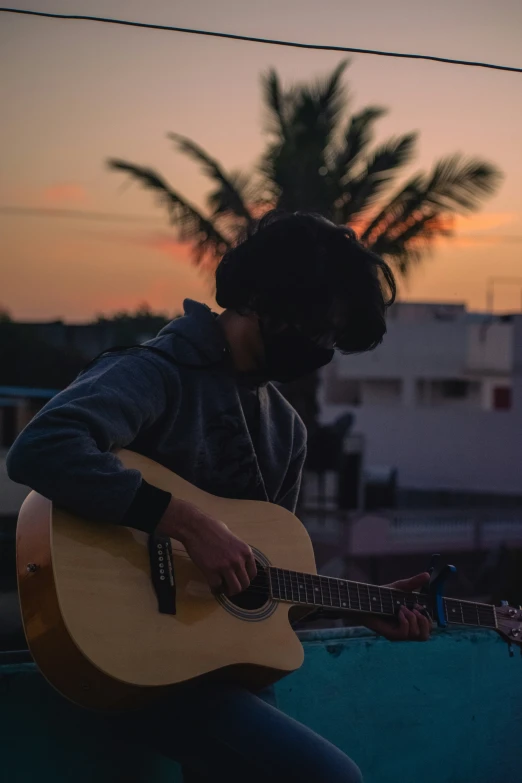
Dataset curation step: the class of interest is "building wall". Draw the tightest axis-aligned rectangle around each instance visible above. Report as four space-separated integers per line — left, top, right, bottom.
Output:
334 319 470 380
321 403 521 494
330 306 513 407
467 322 513 374
319 315 522 495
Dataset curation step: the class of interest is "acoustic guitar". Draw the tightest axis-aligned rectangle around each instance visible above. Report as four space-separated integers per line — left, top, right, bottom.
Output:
16 449 522 711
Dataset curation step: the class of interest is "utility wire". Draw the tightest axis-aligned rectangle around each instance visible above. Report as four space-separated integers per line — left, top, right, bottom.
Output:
2 206 522 245
0 206 164 224
1 7 520 74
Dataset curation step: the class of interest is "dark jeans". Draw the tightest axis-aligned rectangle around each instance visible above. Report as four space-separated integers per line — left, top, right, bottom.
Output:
121 682 363 783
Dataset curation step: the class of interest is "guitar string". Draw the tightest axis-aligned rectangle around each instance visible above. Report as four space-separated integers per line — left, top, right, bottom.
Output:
168 547 494 611
168 548 421 602
164 547 497 620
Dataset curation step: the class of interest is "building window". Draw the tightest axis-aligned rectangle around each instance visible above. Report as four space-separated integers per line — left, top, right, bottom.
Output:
417 379 481 407
440 380 470 399
493 386 512 411
326 379 362 406
361 379 402 406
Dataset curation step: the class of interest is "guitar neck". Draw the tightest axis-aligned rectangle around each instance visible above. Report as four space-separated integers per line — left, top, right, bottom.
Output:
267 567 498 630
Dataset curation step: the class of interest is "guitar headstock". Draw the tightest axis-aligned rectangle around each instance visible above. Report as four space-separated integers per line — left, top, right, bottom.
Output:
496 601 522 652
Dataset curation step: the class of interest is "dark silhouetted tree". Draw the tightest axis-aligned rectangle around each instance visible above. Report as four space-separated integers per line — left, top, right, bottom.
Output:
108 61 501 431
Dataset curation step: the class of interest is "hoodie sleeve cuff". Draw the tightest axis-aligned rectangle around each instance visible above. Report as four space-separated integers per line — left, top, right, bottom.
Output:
121 479 172 535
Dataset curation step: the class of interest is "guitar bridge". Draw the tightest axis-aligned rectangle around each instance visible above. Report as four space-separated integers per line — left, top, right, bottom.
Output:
148 534 176 615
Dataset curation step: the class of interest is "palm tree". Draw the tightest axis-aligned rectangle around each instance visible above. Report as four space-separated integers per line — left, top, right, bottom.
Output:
108 60 501 276
107 61 501 431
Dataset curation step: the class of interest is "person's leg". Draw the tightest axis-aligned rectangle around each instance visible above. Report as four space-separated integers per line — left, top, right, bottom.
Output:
120 682 363 783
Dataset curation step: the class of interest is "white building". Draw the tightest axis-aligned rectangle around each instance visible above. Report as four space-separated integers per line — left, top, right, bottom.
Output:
319 303 522 497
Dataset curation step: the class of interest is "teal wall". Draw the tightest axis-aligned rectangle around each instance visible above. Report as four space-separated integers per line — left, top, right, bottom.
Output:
280 627 522 783
1 627 520 783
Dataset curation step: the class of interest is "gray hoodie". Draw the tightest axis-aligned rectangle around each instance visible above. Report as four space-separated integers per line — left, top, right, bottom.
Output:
6 300 307 534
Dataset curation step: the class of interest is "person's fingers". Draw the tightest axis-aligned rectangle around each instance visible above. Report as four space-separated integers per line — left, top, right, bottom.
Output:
245 551 258 581
222 569 243 597
394 607 410 640
402 606 420 638
414 608 431 641
234 562 251 592
206 571 225 593
387 572 430 591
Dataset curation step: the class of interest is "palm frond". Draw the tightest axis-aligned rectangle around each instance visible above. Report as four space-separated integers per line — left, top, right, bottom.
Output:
261 69 288 139
291 61 348 150
206 170 251 214
421 154 502 213
168 134 254 229
107 159 231 264
339 133 417 221
334 106 387 180
363 154 501 256
359 174 425 243
313 60 349 129
370 212 450 276
259 62 351 214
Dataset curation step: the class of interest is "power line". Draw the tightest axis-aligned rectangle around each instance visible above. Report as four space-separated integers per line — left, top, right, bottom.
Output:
3 206 522 246
1 7 520 74
0 205 164 224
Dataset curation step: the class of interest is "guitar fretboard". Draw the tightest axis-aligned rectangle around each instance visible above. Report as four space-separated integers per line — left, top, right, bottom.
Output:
268 567 497 629
444 597 496 628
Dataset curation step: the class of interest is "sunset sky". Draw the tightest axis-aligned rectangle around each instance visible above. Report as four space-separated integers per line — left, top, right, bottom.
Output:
1 0 521 322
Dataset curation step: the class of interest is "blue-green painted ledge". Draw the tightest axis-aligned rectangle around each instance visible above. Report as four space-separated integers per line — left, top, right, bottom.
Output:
1 627 520 783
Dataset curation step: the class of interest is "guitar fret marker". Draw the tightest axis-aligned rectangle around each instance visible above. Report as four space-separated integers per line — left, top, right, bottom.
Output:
269 568 499 632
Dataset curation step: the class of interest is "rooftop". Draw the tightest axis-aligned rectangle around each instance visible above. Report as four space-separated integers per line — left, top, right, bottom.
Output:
1 626 519 783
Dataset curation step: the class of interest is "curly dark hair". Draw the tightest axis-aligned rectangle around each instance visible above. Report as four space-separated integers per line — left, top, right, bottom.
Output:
215 210 396 353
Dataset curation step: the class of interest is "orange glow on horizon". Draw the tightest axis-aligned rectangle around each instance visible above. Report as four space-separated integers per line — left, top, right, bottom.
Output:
42 182 88 205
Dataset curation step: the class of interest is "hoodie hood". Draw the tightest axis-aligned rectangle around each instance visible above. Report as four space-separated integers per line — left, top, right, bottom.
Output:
152 299 230 367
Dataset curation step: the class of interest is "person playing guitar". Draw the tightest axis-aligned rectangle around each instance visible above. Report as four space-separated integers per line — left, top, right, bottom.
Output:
8 210 432 783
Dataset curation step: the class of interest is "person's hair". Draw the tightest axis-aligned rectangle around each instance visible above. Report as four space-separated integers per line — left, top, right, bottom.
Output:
215 210 396 353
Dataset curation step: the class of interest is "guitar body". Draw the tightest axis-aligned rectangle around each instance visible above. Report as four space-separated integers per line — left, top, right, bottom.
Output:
16 450 317 711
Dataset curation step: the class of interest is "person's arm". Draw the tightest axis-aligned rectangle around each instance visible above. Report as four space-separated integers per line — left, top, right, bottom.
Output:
156 496 258 596
6 352 176 534
8 350 262 597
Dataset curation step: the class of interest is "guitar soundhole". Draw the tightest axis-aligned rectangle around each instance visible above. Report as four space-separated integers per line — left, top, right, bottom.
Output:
228 560 270 612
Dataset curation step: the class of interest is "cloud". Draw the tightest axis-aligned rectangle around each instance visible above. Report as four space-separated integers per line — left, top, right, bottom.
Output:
453 212 518 234
139 233 193 262
42 183 88 205
135 233 223 270
439 212 522 247
79 228 196 264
